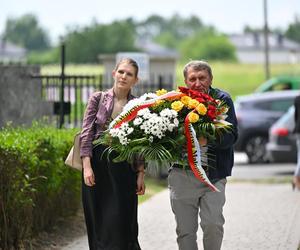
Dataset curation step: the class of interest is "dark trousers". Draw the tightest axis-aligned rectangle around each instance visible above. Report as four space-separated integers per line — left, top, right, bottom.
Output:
82 145 141 250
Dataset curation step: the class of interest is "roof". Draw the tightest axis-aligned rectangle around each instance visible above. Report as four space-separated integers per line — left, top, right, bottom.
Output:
135 39 178 59
228 33 300 51
0 39 27 60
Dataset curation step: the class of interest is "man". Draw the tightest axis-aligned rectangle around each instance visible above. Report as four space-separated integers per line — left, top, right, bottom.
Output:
168 60 238 250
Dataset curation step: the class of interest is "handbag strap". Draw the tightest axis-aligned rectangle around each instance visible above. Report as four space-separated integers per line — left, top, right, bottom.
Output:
98 91 104 109
94 91 104 130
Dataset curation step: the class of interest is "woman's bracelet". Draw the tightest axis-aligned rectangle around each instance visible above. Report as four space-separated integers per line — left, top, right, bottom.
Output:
137 169 145 174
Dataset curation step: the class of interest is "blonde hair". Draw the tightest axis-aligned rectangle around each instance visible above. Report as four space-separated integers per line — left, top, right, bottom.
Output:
115 58 139 77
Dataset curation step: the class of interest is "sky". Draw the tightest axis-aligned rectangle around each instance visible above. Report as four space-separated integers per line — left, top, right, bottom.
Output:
1 0 300 45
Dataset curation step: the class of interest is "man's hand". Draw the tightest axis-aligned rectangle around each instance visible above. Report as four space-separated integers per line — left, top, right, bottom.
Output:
198 136 207 146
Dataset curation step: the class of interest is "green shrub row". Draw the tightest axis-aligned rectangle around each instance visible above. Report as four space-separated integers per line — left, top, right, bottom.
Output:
0 124 81 249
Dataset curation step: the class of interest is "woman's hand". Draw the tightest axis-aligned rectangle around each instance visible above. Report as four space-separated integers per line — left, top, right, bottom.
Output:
82 157 95 186
136 170 146 195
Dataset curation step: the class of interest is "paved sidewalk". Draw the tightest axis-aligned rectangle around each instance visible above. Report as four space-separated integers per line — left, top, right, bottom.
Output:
63 182 300 250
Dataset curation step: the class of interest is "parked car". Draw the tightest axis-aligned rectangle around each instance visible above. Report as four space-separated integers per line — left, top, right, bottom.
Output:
234 90 299 164
266 106 297 163
255 75 300 93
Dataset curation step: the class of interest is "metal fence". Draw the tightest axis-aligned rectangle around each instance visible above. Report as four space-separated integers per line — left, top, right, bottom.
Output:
32 74 102 127
33 73 174 128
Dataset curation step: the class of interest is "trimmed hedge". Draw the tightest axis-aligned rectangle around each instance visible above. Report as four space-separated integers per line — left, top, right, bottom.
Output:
0 124 81 249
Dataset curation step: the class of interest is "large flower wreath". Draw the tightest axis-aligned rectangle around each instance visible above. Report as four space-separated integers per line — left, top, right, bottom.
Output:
95 87 232 191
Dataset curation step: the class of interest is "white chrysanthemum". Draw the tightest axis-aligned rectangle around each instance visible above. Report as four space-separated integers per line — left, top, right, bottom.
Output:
137 108 150 117
139 93 158 101
160 109 171 117
148 136 154 142
127 127 134 134
160 123 167 131
143 111 156 120
133 117 143 126
118 130 127 137
140 123 146 130
150 126 159 135
109 128 119 137
170 109 178 118
120 123 129 130
120 137 129 145
161 117 170 125
160 108 178 119
168 124 176 132
173 118 179 126
144 126 151 134
156 131 164 139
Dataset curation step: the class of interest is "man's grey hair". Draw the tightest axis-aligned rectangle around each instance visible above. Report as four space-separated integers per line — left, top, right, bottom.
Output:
183 60 213 80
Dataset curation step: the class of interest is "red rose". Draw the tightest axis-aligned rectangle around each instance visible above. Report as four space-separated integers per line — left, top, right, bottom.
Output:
207 105 217 120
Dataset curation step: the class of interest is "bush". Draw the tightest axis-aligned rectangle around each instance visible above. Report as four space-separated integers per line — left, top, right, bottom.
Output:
0 124 81 249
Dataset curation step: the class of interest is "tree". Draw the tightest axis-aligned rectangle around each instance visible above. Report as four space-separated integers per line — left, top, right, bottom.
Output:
179 30 237 62
137 14 205 49
285 15 300 43
136 14 236 62
3 14 50 51
64 20 137 63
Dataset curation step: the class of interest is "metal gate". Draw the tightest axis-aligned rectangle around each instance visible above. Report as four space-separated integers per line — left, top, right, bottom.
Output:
31 74 102 127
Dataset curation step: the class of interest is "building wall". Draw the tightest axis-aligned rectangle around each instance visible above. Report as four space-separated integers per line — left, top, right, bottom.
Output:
237 50 300 64
0 65 53 128
149 58 176 88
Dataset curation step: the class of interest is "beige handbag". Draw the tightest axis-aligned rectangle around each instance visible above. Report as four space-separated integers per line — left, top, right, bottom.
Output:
65 132 82 171
65 91 103 171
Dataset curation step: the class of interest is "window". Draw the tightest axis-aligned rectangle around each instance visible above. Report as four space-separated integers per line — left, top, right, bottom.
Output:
270 82 292 91
253 98 294 112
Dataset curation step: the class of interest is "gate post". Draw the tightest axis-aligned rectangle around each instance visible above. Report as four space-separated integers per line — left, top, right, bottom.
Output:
59 43 65 128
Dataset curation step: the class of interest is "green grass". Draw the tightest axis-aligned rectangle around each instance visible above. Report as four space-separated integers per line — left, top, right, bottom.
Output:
41 64 104 75
138 176 167 204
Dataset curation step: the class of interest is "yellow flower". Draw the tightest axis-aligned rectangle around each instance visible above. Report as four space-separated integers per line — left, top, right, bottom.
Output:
181 96 192 106
188 112 199 123
156 89 168 96
195 103 207 115
188 99 200 109
153 100 165 107
171 101 184 112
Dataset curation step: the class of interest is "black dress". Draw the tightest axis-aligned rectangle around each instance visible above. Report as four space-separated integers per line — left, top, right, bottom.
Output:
82 143 141 250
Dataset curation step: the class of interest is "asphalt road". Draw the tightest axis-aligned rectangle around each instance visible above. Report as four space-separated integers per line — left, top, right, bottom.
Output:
233 152 296 180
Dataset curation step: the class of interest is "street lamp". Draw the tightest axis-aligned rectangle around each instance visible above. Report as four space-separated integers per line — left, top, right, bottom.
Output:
263 0 270 79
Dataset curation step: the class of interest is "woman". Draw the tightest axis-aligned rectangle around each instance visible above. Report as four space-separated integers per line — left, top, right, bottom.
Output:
80 58 145 249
